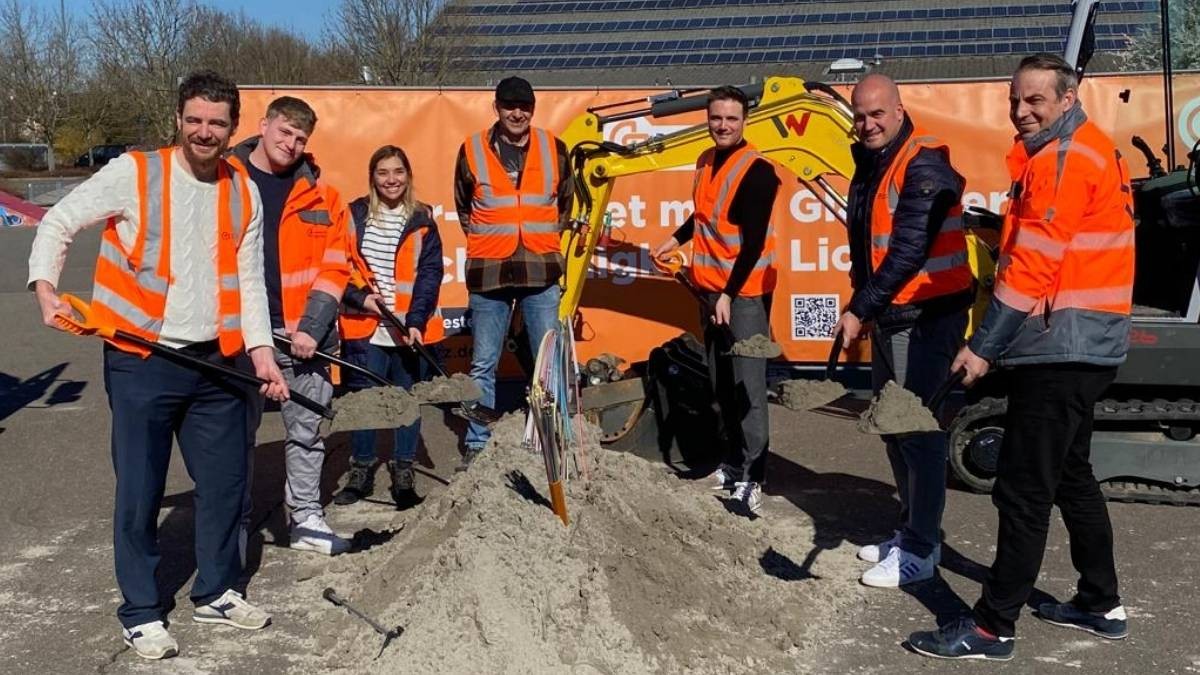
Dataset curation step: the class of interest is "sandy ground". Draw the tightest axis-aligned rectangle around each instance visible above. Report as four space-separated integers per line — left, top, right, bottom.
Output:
3 225 1200 674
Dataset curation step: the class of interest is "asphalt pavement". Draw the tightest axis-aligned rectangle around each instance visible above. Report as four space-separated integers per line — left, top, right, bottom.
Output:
2 224 1198 674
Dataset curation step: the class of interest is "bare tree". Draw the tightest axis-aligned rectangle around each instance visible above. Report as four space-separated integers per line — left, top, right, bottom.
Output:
0 0 82 169
327 0 464 85
90 0 201 145
1121 0 1200 71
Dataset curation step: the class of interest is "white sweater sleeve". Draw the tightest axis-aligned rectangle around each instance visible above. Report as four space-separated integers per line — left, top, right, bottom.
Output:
237 181 273 350
26 156 137 290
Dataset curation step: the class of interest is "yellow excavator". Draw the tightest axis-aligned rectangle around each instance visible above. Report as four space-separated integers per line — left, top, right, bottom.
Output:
551 0 1200 505
550 77 995 461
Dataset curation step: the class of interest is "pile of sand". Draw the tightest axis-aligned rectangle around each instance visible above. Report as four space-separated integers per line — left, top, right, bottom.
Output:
329 387 420 432
857 380 940 435
410 373 483 404
776 379 848 411
728 334 783 358
302 414 863 674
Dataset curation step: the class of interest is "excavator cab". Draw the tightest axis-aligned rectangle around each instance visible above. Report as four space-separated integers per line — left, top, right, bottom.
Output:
949 0 1200 505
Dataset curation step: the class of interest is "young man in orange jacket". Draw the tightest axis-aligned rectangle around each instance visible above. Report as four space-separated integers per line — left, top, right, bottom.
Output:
230 97 354 557
909 53 1134 661
653 86 781 518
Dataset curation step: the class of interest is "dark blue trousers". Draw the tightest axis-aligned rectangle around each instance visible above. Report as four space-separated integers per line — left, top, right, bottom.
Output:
103 343 249 628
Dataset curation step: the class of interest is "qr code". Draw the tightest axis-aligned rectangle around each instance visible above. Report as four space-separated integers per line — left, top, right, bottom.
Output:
791 294 839 340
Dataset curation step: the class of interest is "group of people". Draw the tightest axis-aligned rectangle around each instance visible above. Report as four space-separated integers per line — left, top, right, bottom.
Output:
26 50 1134 664
671 54 1133 662
26 71 568 660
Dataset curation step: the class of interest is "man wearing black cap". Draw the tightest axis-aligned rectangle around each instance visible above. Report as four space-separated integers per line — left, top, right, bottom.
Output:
454 76 572 468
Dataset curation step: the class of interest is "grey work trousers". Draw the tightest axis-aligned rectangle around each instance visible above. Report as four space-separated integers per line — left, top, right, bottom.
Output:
702 292 772 485
871 308 967 558
243 348 334 558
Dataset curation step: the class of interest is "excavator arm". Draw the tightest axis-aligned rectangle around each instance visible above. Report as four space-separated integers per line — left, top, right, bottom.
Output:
557 76 858 322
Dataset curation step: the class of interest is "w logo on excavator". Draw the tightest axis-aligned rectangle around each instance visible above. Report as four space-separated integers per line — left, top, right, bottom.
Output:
771 111 812 139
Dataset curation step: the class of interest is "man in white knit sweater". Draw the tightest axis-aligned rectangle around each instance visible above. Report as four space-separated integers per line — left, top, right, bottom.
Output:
27 71 285 660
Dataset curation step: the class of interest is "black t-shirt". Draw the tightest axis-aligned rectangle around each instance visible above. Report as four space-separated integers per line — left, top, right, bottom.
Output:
245 161 298 330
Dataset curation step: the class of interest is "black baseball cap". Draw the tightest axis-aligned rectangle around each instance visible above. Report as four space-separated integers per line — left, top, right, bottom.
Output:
495 76 536 105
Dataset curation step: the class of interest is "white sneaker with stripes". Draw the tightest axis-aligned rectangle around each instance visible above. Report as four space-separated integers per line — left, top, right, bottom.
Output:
861 546 937 588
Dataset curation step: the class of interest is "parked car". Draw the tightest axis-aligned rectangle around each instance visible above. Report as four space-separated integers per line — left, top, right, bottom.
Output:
74 144 132 168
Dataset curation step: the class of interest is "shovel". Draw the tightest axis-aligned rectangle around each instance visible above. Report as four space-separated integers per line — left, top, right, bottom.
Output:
53 293 334 419
323 587 401 659
859 368 966 436
651 251 738 348
772 336 852 411
369 302 501 426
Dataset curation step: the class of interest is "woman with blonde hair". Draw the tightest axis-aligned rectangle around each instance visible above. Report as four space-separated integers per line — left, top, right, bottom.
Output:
335 145 445 508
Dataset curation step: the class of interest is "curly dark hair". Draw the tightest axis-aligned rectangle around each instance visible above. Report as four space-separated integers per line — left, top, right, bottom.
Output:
177 70 240 125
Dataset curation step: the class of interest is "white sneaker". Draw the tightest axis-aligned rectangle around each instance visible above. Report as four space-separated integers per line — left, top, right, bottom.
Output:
290 514 352 556
122 620 178 660
705 466 737 491
858 531 901 563
192 589 272 630
861 547 938 588
731 481 763 516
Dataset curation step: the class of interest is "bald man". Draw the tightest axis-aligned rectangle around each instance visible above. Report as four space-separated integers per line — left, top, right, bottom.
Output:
832 74 975 587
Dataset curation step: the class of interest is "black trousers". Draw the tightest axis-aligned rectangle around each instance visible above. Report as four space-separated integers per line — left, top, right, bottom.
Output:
973 363 1121 637
701 292 772 484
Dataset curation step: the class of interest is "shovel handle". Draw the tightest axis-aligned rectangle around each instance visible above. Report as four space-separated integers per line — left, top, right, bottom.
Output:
273 335 390 387
826 331 842 380
929 368 966 413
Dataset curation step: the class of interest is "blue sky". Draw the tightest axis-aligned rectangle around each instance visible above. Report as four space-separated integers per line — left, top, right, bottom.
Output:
62 0 336 40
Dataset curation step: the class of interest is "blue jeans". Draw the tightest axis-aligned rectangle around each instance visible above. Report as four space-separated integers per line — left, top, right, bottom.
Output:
342 338 429 464
465 284 562 449
871 308 968 558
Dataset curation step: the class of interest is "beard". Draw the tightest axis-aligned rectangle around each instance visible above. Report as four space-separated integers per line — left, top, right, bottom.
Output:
179 134 227 171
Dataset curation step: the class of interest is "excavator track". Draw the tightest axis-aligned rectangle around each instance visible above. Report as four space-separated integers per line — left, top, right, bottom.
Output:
950 396 1200 506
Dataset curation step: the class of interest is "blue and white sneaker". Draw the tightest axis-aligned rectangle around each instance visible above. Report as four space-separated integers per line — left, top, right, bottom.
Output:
731 481 763 516
122 620 178 659
861 546 937 587
908 617 1015 661
193 589 271 630
1035 602 1129 639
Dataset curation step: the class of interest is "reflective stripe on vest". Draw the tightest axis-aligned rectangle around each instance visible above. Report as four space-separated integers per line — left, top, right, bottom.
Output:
869 128 973 304
464 127 561 258
688 143 777 296
340 222 445 343
91 148 248 357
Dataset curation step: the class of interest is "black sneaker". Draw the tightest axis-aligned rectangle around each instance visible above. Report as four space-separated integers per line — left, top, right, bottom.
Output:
1035 602 1128 640
333 461 374 505
388 460 424 510
908 617 1014 661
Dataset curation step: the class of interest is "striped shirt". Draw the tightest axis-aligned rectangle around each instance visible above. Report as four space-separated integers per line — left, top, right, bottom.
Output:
360 204 410 346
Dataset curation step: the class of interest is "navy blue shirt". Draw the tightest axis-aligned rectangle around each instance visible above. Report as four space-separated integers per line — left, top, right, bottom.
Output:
245 161 297 330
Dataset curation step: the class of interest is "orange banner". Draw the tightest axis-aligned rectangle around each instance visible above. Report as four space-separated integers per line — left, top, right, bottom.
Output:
240 73 1199 369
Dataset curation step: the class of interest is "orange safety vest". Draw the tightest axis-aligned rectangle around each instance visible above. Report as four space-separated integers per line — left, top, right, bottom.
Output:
341 220 446 343
688 143 777 296
988 118 1134 363
870 128 973 304
462 127 561 259
227 153 351 333
91 148 250 357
